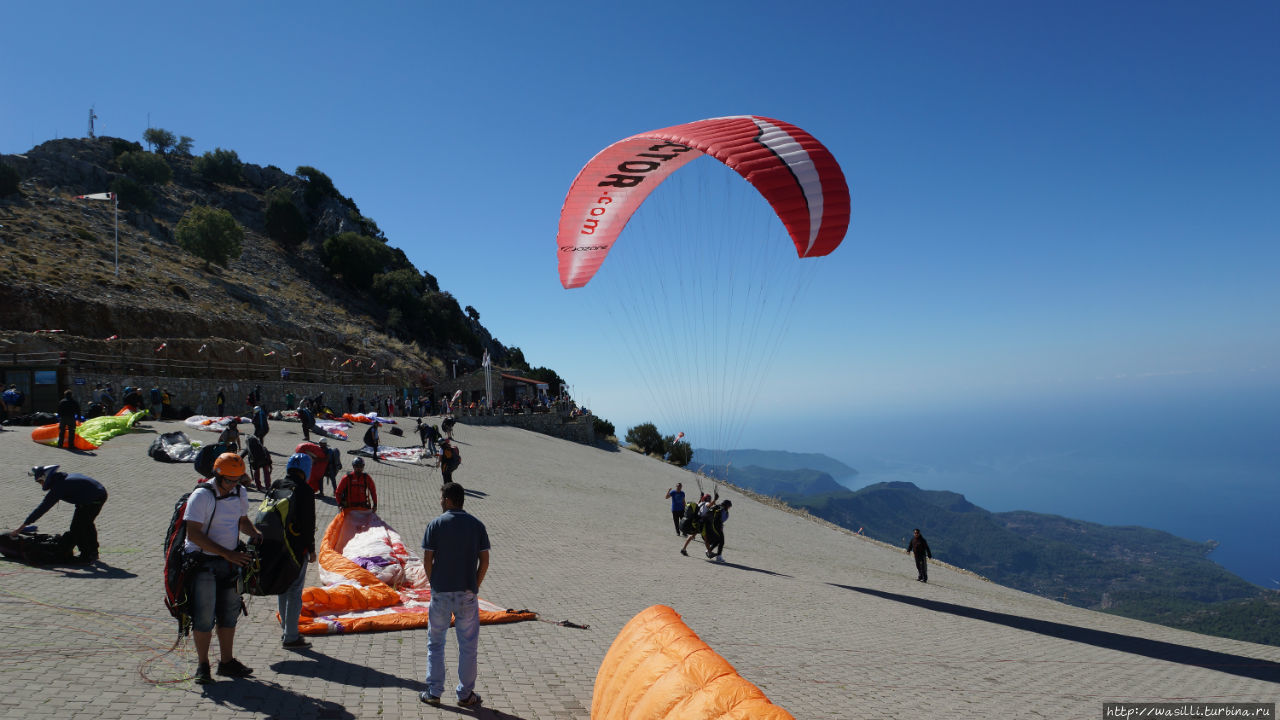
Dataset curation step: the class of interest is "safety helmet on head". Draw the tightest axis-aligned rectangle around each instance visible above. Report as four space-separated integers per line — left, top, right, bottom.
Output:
318 438 328 447
254 405 262 413
30 465 59 483
285 452 312 478
212 452 246 478
352 457 365 468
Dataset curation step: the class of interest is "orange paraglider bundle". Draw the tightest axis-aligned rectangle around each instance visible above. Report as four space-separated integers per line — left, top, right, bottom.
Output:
297 508 535 635
592 605 794 720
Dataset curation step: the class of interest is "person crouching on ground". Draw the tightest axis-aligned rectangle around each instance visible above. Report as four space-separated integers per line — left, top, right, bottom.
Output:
419 481 488 708
278 453 317 650
8 465 107 564
182 452 262 684
336 457 377 512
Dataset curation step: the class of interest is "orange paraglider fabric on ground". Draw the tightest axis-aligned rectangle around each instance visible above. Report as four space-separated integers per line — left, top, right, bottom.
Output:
592 605 794 720
29 422 99 451
297 508 535 635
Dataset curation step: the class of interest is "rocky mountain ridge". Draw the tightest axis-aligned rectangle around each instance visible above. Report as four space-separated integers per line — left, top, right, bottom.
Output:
0 137 507 384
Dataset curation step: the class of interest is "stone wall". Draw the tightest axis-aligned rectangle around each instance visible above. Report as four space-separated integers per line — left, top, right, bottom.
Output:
67 371 400 416
453 407 596 445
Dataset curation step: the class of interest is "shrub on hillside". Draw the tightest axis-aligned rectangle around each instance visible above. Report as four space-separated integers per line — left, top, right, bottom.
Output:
0 162 19 196
117 150 172 185
593 416 616 440
323 231 391 289
142 128 177 154
176 205 244 267
297 165 337 207
665 437 693 467
194 148 243 184
626 423 664 455
174 135 194 156
109 138 143 157
109 176 153 210
264 188 308 248
372 268 426 310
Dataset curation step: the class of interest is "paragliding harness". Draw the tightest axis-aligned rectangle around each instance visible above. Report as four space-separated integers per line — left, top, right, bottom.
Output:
440 441 461 471
162 482 246 637
680 502 702 535
0 530 75 565
193 441 233 478
242 478 303 596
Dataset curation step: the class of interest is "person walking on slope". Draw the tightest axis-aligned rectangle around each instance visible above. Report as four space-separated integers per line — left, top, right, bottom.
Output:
336 457 378 512
181 453 262 684
57 390 80 449
9 465 107 564
277 453 317 650
906 528 932 583
665 483 686 536
419 482 488 709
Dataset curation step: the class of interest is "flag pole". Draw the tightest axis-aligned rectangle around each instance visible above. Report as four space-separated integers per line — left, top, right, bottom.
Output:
113 193 119 276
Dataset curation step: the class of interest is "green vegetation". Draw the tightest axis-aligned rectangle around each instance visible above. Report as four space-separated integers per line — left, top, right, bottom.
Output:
193 148 243 184
626 423 664 455
109 176 153 210
174 135 194 156
664 436 693 466
593 416 616 440
324 232 393 289
142 128 177 154
297 165 338 208
176 206 244 267
263 188 307 248
0 162 19 196
117 150 172 185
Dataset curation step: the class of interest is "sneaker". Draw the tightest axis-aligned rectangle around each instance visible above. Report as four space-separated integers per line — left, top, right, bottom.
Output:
194 663 213 685
419 692 441 706
715 555 724 563
679 549 688 556
458 692 482 708
216 658 254 678
705 551 715 559
281 637 311 650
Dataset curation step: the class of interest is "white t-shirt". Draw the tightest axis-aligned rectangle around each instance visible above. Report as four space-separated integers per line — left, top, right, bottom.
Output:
182 483 249 555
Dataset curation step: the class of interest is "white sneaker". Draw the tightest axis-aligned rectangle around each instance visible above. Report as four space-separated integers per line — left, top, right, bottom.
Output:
715 555 724 563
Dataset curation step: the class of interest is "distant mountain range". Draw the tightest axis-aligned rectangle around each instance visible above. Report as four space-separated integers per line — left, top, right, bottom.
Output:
691 451 1279 646
691 448 858 483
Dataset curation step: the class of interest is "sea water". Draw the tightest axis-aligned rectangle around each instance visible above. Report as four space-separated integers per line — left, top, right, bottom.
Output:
797 382 1280 588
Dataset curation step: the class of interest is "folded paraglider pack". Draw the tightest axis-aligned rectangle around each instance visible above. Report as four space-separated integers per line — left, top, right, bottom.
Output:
0 531 75 566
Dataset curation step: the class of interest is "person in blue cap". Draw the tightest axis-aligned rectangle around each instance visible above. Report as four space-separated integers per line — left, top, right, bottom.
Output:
8 465 108 564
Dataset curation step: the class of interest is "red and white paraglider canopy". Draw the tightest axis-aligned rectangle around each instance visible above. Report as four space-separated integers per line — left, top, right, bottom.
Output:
556 115 850 289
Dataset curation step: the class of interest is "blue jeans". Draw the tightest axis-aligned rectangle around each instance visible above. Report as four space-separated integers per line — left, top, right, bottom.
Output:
277 562 308 643
424 590 480 700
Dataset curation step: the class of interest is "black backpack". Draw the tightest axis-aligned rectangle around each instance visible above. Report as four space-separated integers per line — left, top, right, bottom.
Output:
244 478 303 596
163 483 217 637
194 441 233 478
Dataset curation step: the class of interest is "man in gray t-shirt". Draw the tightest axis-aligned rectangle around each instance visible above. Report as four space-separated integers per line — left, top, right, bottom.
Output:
419 482 489 708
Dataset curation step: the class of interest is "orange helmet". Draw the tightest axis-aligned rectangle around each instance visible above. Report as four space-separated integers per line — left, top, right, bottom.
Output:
212 452 246 478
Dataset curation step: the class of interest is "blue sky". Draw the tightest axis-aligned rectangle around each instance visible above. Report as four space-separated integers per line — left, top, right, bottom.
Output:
3 1 1277 453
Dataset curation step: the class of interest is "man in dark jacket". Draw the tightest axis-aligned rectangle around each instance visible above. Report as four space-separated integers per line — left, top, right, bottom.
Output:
906 528 933 582
277 453 317 649
298 400 316 442
215 387 227 416
56 390 80 449
8 465 107 564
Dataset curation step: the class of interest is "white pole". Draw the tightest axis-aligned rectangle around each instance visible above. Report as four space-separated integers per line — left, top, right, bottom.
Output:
113 194 119 276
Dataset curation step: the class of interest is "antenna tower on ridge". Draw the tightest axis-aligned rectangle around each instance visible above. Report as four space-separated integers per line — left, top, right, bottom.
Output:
87 106 98 139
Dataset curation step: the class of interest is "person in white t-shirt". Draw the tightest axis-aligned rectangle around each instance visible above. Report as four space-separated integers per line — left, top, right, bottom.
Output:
183 453 263 684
